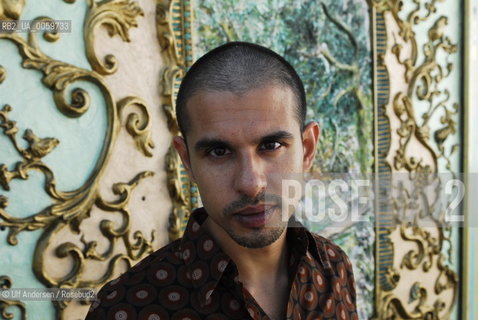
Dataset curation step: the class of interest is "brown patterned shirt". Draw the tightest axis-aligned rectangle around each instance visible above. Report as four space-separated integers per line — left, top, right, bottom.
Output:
85 208 357 320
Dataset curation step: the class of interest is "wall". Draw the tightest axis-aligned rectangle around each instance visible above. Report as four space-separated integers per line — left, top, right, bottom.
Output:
0 1 172 318
0 0 475 319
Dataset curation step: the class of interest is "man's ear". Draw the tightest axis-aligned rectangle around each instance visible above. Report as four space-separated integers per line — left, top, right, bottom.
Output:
302 121 320 171
173 136 195 182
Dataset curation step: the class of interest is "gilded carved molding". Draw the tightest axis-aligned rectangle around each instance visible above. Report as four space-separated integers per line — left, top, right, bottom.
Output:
0 0 25 21
372 0 459 319
0 66 5 84
118 96 155 157
84 0 144 75
157 0 200 241
0 0 156 318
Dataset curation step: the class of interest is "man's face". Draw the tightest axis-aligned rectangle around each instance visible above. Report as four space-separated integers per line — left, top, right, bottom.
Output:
174 84 318 248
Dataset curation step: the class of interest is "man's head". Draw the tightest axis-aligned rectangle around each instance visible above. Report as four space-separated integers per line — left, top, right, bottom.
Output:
176 42 307 138
173 42 319 250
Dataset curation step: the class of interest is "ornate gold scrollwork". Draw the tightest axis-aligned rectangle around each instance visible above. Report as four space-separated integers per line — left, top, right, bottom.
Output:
157 0 200 241
380 282 442 319
34 171 155 311
0 276 26 320
118 97 155 157
2 27 93 118
399 225 438 272
0 66 5 84
0 0 156 318
0 105 61 244
385 267 401 288
84 0 144 75
83 0 154 156
373 0 459 318
0 0 25 21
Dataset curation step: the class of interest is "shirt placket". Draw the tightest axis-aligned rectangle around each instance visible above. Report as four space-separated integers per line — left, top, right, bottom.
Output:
242 287 271 320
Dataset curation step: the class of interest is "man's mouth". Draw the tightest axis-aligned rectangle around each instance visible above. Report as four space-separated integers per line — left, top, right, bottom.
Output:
233 205 276 228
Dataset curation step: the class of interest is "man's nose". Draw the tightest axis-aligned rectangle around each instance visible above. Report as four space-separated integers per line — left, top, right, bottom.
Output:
233 151 267 198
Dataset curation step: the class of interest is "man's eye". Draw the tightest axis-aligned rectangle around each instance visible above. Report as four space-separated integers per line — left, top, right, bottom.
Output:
208 148 231 157
260 141 282 151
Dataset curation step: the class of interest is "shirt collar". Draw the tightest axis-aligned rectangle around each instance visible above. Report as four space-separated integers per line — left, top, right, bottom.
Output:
179 208 232 307
287 215 335 275
178 208 330 307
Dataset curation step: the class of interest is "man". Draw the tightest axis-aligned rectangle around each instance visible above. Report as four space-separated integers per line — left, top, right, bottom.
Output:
86 42 357 320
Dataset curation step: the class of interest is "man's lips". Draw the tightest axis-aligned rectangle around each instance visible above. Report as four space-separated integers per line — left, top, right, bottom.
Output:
234 205 271 216
233 205 276 228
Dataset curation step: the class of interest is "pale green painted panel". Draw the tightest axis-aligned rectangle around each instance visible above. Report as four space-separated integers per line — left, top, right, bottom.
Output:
0 230 55 319
468 227 478 319
1 1 108 319
20 1 92 71
0 5 107 193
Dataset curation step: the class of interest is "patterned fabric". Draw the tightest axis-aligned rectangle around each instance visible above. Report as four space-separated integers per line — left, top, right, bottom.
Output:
85 208 357 320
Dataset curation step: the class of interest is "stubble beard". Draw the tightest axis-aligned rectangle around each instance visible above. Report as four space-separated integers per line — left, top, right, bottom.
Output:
222 192 288 249
227 219 287 248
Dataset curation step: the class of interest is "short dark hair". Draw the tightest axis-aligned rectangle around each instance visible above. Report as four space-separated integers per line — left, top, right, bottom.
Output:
176 42 307 137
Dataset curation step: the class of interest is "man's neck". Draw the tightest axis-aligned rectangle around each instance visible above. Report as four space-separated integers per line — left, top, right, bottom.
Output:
203 218 289 281
203 218 290 319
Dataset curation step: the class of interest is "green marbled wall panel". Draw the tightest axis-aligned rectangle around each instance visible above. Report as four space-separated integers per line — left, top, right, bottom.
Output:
193 1 375 318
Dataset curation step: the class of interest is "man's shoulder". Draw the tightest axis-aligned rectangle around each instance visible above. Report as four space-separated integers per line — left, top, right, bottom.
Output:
309 232 347 255
307 231 354 274
92 238 184 301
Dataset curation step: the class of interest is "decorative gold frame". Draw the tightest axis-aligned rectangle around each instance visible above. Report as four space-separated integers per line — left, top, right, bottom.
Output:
371 0 460 319
157 0 200 241
462 0 477 319
161 0 464 319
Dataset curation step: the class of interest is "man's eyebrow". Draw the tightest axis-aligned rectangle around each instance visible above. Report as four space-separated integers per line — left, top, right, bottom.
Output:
259 130 295 143
194 131 294 152
194 138 232 152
